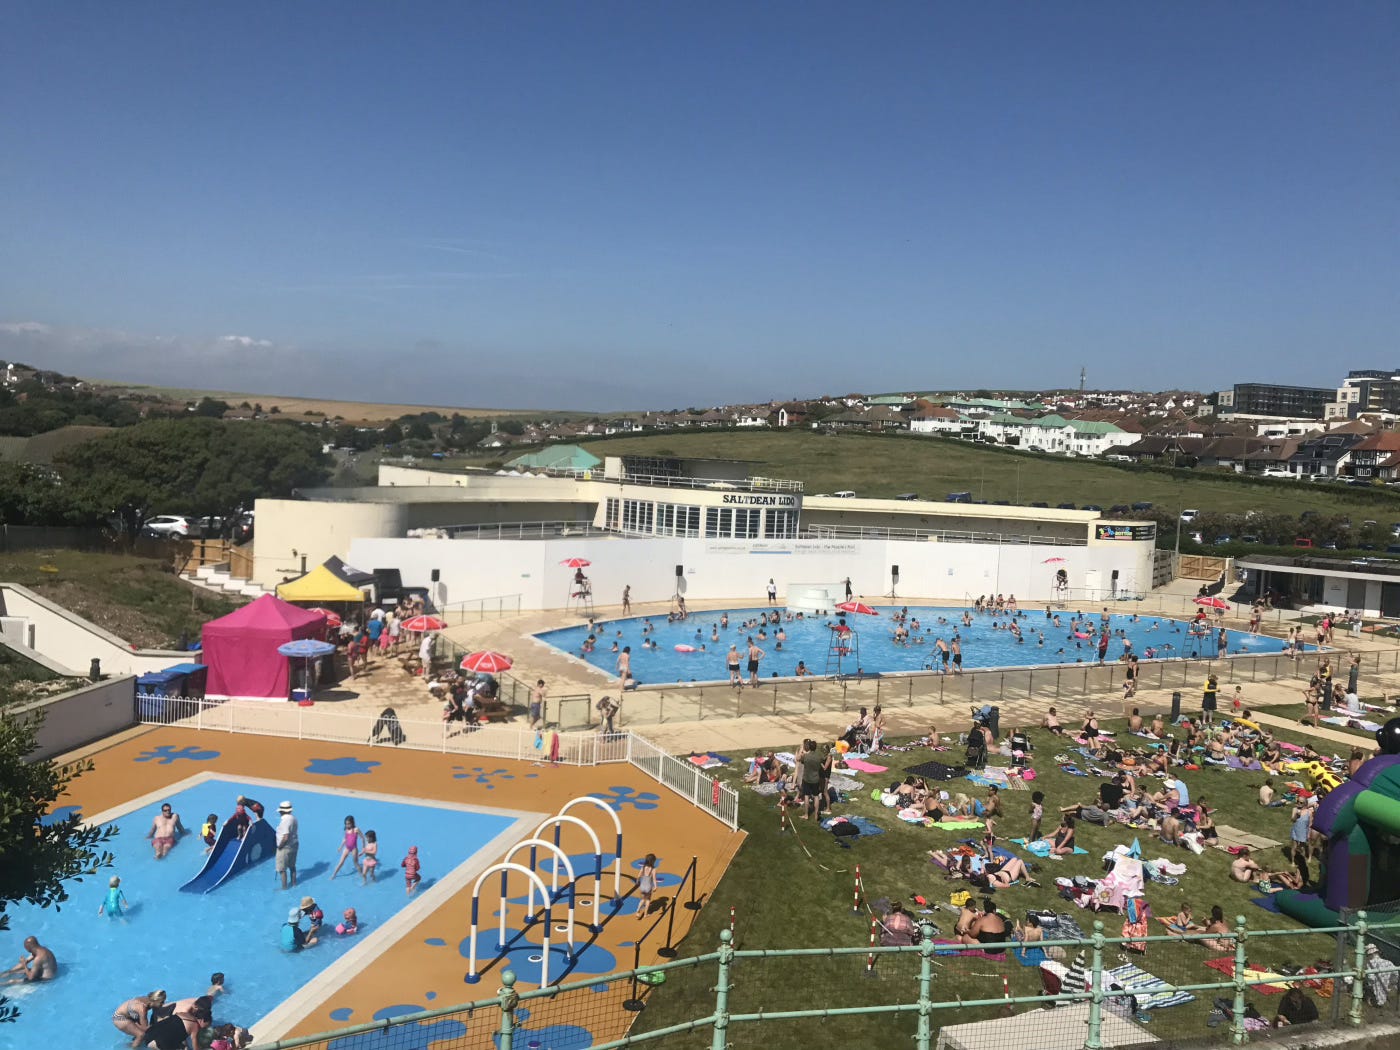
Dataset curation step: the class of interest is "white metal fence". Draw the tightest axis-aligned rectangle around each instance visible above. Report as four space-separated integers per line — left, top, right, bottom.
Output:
133 693 738 830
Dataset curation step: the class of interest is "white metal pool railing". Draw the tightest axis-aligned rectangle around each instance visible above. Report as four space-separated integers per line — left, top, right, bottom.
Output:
132 694 739 830
440 521 610 540
439 593 525 622
802 523 1089 545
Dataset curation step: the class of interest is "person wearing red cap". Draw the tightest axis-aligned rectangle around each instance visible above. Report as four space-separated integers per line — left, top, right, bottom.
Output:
403 845 422 897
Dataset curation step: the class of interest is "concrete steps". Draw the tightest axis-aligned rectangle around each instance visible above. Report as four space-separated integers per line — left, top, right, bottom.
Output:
181 564 272 600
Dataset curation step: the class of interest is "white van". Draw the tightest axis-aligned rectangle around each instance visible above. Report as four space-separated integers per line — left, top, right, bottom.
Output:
833 490 857 498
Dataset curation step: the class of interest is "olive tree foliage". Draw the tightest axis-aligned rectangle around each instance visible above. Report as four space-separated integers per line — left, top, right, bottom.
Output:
0 710 116 1022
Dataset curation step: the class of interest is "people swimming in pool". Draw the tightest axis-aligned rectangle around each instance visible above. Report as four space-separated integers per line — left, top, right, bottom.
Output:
336 908 359 935
99 875 128 919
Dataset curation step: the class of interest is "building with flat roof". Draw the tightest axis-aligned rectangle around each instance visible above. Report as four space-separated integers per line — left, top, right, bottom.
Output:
1218 382 1330 419
1237 554 1400 617
253 459 1155 610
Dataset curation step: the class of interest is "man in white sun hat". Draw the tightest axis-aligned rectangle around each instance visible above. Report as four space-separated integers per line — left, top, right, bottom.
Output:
275 801 299 890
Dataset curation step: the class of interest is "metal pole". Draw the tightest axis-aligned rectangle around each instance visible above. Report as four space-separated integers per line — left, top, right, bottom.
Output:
1085 919 1104 1050
1230 914 1248 1045
711 929 733 1050
497 971 518 1050
916 923 936 1050
1350 910 1368 1026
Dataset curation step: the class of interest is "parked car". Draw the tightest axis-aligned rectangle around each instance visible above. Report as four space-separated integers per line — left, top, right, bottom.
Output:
1131 501 1154 511
1240 535 1261 544
1030 501 1049 508
1056 502 1076 510
1261 469 1292 478
895 493 919 501
833 490 857 498
946 491 973 503
1294 538 1314 548
1108 504 1130 514
142 515 198 538
1180 509 1200 523
1082 504 1104 512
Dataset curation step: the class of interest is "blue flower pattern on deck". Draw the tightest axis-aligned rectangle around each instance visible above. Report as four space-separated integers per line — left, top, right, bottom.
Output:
304 756 382 776
325 1004 466 1049
133 744 221 765
588 785 661 811
451 766 539 790
39 805 82 827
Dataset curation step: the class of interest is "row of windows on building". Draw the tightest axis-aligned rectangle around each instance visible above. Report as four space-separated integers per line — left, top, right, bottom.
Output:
603 498 799 539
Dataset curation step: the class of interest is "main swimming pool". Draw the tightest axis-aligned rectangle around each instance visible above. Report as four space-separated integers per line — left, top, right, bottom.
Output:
535 605 1294 684
6 776 519 1050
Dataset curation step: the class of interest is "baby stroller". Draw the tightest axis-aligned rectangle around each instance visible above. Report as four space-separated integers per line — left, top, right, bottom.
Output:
964 726 989 770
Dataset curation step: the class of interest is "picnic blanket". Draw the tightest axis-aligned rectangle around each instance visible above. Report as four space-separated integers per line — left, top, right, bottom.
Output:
1059 764 1089 777
1323 715 1383 733
1014 946 1048 967
933 939 1009 960
843 758 888 774
1106 962 1195 1009
1213 824 1283 852
905 759 967 781
690 752 730 769
1039 913 1086 940
1013 837 1088 858
1226 756 1264 771
1251 895 1282 914
1203 957 1289 994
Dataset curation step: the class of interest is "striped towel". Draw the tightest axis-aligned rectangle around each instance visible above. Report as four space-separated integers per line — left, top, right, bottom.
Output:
1106 962 1195 1010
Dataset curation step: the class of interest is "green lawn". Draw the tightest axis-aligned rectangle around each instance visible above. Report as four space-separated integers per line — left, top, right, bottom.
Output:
633 714 1354 1048
568 429 1400 522
0 550 242 649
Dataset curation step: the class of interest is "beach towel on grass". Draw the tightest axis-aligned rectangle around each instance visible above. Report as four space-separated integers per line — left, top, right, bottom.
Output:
1251 895 1282 914
1059 764 1089 777
927 819 986 831
1014 946 1048 967
689 754 725 769
1203 957 1289 994
1323 716 1383 733
1226 756 1264 771
1106 963 1195 1009
933 939 1009 960
843 758 888 774
1012 837 1088 858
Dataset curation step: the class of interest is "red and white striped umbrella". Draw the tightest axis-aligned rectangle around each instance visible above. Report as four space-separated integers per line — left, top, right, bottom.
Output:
836 601 879 616
308 607 342 628
1193 596 1230 610
460 650 514 674
401 615 448 632
560 557 592 568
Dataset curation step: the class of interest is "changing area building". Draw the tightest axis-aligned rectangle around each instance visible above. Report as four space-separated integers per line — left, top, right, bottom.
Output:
1237 553 1400 617
252 456 1157 612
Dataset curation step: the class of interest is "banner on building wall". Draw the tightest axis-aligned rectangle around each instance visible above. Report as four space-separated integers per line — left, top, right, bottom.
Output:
703 541 860 557
1095 524 1156 542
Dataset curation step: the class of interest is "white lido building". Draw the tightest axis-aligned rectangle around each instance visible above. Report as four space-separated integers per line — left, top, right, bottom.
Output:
251 456 1156 612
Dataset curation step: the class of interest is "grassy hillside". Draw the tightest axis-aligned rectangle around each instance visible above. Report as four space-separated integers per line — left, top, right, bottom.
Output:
578 430 1400 521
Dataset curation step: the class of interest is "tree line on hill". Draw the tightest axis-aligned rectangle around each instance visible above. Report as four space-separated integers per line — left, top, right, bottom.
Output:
0 417 330 538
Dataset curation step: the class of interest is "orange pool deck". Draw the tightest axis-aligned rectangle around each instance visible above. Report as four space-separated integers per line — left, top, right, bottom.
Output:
56 726 745 1045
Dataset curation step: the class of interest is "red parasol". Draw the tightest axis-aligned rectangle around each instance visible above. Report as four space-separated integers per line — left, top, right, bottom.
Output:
1193 596 1230 610
308 607 342 628
836 601 879 616
560 558 592 568
401 615 448 632
1042 557 1067 564
460 650 514 674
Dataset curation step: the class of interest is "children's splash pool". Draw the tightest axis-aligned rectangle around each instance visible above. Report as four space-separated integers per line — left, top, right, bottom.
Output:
5 776 519 1050
534 605 1294 684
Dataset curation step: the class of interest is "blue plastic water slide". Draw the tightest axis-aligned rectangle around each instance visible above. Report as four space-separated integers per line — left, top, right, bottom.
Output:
179 818 276 894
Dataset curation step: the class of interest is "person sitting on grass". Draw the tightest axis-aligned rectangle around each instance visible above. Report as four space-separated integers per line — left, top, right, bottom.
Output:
1041 707 1065 735
1165 903 1204 936
1202 906 1234 952
960 898 1009 953
879 901 917 946
1013 913 1045 944
1050 816 1077 855
1273 985 1319 1029
1158 808 1183 847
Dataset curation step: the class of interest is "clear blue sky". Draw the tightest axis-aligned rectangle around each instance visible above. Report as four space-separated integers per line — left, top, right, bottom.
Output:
2 3 1397 411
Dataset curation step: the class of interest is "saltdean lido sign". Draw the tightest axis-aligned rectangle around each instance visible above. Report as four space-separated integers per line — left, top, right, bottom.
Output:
720 494 799 507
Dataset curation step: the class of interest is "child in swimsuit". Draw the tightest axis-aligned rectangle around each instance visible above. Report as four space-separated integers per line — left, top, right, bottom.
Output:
403 845 422 896
336 908 359 935
360 830 379 884
201 814 218 854
99 875 127 918
331 815 362 879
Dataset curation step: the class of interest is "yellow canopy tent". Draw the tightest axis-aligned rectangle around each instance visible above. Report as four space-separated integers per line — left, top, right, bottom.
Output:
276 564 368 603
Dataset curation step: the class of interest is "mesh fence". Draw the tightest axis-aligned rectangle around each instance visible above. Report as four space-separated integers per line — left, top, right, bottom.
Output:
254 918 1400 1050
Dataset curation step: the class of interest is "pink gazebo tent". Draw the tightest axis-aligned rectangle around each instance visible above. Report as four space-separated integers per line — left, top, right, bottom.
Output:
203 594 328 701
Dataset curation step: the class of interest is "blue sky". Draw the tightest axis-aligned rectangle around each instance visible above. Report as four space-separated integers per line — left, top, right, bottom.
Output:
2 3 1397 411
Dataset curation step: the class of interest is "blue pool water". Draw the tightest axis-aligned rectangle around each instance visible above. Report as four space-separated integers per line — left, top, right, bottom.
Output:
5 777 516 1050
535 605 1293 683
